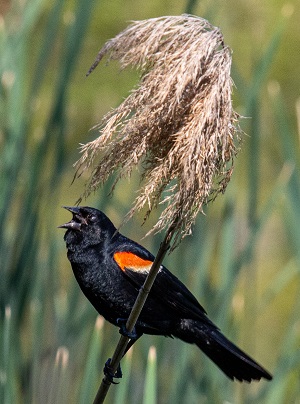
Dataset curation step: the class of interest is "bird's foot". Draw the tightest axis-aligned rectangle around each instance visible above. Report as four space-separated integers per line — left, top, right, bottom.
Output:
103 358 122 384
116 318 139 340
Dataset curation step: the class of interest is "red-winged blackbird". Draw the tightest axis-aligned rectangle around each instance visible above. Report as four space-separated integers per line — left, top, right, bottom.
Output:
59 206 272 383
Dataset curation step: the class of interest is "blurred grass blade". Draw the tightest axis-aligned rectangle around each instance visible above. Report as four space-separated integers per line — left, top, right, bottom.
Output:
184 0 199 14
245 17 286 112
0 306 17 404
263 296 300 404
1 306 11 403
143 346 157 404
48 347 70 404
113 348 133 404
0 0 46 229
219 201 236 287
270 90 300 256
242 15 284 233
30 246 50 402
79 316 104 404
30 0 65 97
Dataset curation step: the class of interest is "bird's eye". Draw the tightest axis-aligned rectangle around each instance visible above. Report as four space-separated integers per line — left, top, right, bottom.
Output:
87 214 97 223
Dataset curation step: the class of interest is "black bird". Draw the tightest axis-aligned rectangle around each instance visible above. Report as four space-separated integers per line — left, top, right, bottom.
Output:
59 206 272 383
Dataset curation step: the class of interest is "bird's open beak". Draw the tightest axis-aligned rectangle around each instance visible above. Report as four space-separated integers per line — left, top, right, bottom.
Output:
58 206 84 231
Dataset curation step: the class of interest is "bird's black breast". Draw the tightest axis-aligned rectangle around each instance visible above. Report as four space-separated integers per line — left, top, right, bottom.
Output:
67 241 140 325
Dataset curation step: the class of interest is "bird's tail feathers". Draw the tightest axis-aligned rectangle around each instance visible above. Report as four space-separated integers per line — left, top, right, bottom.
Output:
175 320 272 382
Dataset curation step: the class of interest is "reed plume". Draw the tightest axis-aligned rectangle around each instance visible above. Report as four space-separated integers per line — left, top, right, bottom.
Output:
76 15 240 246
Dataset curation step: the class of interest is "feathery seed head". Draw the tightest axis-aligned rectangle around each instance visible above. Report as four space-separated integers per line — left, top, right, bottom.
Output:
76 15 241 247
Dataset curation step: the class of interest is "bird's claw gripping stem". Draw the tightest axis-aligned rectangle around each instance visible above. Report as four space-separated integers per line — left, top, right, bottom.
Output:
117 318 139 340
103 358 122 384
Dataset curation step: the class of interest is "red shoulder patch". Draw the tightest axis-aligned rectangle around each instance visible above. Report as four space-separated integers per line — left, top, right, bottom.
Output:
114 251 153 273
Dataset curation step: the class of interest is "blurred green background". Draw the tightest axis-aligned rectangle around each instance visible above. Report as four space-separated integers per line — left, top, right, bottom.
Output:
1 0 300 403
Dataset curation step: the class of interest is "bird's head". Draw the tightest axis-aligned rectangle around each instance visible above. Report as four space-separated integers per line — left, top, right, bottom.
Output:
59 206 117 247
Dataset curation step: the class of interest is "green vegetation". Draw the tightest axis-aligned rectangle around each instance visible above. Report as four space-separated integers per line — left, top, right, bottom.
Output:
1 0 299 402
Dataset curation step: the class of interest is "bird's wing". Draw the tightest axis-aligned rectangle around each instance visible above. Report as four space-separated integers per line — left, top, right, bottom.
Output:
113 250 211 323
